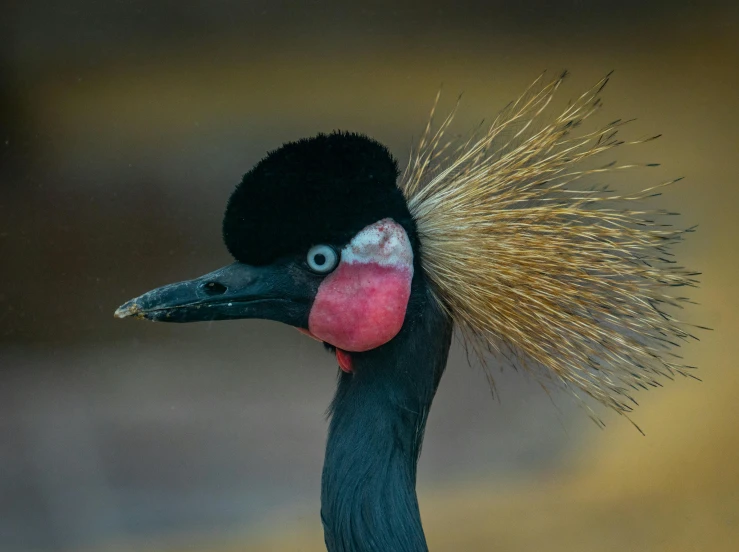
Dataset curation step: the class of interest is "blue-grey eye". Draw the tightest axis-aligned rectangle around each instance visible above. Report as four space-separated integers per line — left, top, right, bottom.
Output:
307 245 339 273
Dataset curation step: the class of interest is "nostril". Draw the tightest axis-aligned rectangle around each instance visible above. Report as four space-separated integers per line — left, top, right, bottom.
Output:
201 281 228 295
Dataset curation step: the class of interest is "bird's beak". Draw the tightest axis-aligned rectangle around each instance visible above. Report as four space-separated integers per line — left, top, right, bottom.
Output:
114 262 311 327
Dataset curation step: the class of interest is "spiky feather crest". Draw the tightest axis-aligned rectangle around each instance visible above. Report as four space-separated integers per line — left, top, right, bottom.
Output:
399 72 701 421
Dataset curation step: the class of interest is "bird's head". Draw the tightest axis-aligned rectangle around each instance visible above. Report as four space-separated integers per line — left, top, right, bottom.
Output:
117 74 700 416
115 132 421 364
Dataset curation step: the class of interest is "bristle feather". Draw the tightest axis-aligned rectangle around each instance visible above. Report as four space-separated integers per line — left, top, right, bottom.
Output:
399 74 701 416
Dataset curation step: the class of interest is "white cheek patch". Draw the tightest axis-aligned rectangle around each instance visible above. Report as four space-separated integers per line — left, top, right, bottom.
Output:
341 218 413 269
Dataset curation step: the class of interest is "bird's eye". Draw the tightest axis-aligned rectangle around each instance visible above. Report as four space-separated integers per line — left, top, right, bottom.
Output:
307 245 339 274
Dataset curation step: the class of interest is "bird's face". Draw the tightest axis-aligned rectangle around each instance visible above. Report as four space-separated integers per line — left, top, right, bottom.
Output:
116 133 419 358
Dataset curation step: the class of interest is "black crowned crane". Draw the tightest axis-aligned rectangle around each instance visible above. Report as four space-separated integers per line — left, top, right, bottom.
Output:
115 73 700 552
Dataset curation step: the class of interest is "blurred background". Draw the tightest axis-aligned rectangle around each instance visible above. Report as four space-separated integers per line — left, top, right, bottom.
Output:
1 1 737 551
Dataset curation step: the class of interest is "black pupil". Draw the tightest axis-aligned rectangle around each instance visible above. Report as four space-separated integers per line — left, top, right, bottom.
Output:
314 253 326 266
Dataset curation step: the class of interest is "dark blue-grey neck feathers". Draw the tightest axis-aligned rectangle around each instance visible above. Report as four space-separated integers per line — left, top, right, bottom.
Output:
321 274 453 552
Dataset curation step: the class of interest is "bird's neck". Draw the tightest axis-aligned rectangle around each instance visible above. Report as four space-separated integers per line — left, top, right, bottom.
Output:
321 285 453 552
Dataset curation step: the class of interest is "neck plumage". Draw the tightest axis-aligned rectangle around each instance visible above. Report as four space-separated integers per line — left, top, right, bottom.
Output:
320 283 453 552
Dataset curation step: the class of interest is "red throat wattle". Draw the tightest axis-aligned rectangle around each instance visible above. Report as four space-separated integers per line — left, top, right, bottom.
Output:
307 218 414 361
297 328 354 373
335 349 353 373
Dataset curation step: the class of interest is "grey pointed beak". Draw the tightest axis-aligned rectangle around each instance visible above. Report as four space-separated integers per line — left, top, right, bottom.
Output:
115 262 312 327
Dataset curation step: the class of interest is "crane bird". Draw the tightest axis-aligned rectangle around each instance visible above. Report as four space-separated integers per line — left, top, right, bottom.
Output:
115 73 700 551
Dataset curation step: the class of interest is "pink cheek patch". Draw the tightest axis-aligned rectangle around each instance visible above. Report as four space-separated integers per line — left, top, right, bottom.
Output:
308 218 413 353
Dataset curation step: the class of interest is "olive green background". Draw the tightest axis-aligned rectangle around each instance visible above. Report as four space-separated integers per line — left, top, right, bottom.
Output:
1 2 736 551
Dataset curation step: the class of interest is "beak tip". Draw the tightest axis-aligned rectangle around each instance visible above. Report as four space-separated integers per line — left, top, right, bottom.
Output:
114 300 141 319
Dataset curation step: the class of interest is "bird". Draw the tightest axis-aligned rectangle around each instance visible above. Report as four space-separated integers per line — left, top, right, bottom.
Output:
115 72 700 551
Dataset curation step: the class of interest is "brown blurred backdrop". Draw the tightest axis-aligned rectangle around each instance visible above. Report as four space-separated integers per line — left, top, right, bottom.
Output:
1 1 737 551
